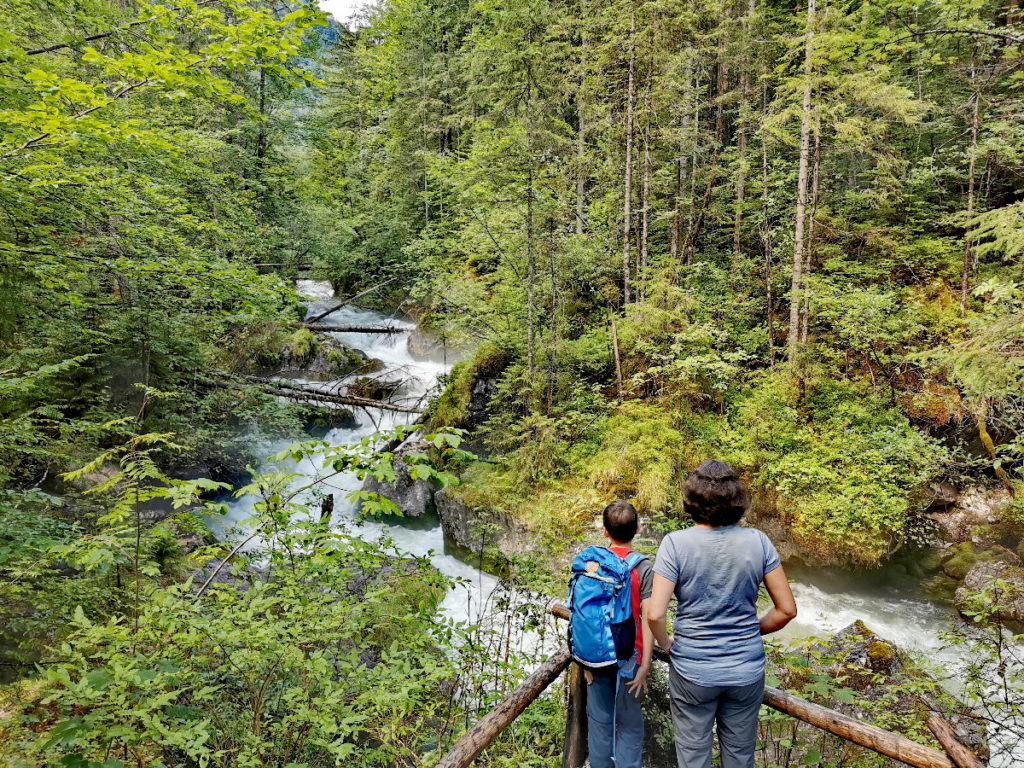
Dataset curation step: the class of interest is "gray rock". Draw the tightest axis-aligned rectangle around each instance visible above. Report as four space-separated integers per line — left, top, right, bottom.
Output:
925 481 960 510
435 487 533 557
281 333 383 379
466 377 498 430
927 488 1011 545
360 439 435 517
955 560 1024 624
407 328 444 357
791 621 990 761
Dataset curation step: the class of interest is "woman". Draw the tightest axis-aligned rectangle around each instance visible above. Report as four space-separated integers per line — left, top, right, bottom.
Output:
647 460 797 768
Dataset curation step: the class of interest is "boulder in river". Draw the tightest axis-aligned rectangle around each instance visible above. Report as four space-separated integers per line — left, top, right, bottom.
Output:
771 620 989 763
406 327 444 357
360 439 435 517
435 486 534 559
280 328 384 379
955 560 1024 625
927 487 1011 545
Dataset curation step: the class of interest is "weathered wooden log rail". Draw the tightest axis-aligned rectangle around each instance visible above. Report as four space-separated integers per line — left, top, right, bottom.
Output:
435 603 984 768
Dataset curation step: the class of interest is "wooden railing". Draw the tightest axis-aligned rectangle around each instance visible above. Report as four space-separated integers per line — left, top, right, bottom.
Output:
435 604 984 768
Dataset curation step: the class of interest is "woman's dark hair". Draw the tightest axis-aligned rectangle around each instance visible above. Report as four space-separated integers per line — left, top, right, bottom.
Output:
683 460 750 527
603 499 639 542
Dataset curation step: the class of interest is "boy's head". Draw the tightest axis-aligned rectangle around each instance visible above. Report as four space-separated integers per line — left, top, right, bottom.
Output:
602 499 638 543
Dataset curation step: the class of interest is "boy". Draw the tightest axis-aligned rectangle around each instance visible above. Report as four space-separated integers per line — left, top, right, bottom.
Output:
583 499 654 768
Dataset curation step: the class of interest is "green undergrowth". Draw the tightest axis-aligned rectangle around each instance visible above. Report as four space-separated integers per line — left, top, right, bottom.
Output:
450 363 945 565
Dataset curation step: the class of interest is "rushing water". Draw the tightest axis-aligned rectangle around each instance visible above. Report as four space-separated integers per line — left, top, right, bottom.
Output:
213 280 498 626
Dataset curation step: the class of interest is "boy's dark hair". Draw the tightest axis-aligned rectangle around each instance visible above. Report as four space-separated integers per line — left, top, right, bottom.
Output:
684 460 750 527
603 499 639 542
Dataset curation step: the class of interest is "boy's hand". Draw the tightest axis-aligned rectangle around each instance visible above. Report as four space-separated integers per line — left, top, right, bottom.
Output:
625 664 649 698
583 668 594 685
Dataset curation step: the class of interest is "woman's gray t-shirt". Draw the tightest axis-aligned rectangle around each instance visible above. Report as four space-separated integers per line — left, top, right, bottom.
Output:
654 525 781 687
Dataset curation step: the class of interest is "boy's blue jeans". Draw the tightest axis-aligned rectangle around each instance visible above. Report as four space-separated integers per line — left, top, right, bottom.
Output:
586 667 644 768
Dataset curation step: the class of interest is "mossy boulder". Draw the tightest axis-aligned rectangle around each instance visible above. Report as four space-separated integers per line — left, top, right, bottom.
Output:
955 561 1024 625
280 331 382 378
769 621 989 762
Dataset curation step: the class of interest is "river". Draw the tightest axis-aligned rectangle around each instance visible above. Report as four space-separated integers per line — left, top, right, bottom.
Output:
213 280 1009 756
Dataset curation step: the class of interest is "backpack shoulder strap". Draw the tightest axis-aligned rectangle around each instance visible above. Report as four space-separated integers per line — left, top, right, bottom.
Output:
623 552 647 571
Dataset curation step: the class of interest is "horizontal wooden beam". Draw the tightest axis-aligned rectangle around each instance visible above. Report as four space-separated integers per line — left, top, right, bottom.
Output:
547 604 958 768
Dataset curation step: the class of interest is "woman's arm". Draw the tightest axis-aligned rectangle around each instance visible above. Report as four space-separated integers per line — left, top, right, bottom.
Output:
760 565 797 635
626 597 656 697
646 572 676 652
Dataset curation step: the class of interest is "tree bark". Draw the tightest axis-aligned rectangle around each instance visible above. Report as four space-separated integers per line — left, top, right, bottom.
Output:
732 0 757 277
576 54 587 236
562 663 588 768
760 81 776 367
622 9 637 305
800 124 822 345
960 66 980 316
611 314 624 397
224 375 423 414
639 66 653 301
926 713 985 768
526 69 537 381
297 324 402 334
787 0 816 364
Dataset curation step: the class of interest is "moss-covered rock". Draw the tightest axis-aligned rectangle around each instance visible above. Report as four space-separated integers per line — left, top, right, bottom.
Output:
768 621 989 763
955 560 1024 625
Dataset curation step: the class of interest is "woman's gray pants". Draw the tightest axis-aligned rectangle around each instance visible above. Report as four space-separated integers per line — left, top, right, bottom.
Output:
668 666 764 768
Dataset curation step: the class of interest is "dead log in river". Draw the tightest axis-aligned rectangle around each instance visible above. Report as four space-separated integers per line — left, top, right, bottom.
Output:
212 374 423 414
296 323 403 334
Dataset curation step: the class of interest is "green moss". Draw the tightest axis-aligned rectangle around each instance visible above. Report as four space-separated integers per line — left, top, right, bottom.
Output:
288 327 318 364
867 640 897 663
587 402 683 514
940 541 1003 580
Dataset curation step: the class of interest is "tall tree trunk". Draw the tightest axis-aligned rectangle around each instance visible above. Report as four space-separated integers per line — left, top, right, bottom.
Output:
526 71 536 382
256 68 268 165
576 32 587 236
787 0 816 364
732 0 756 277
960 64 980 316
800 124 821 344
760 80 776 367
639 66 652 301
670 53 694 264
622 9 637 305
714 59 728 147
576 101 586 236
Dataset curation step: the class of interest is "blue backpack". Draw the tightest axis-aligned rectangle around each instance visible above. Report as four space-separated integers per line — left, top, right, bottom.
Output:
568 546 647 670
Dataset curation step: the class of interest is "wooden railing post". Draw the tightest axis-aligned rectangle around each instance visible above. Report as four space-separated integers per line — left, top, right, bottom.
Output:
562 662 588 768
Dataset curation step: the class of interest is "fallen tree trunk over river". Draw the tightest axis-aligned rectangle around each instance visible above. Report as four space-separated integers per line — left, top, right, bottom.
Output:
296 323 403 334
211 373 423 414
